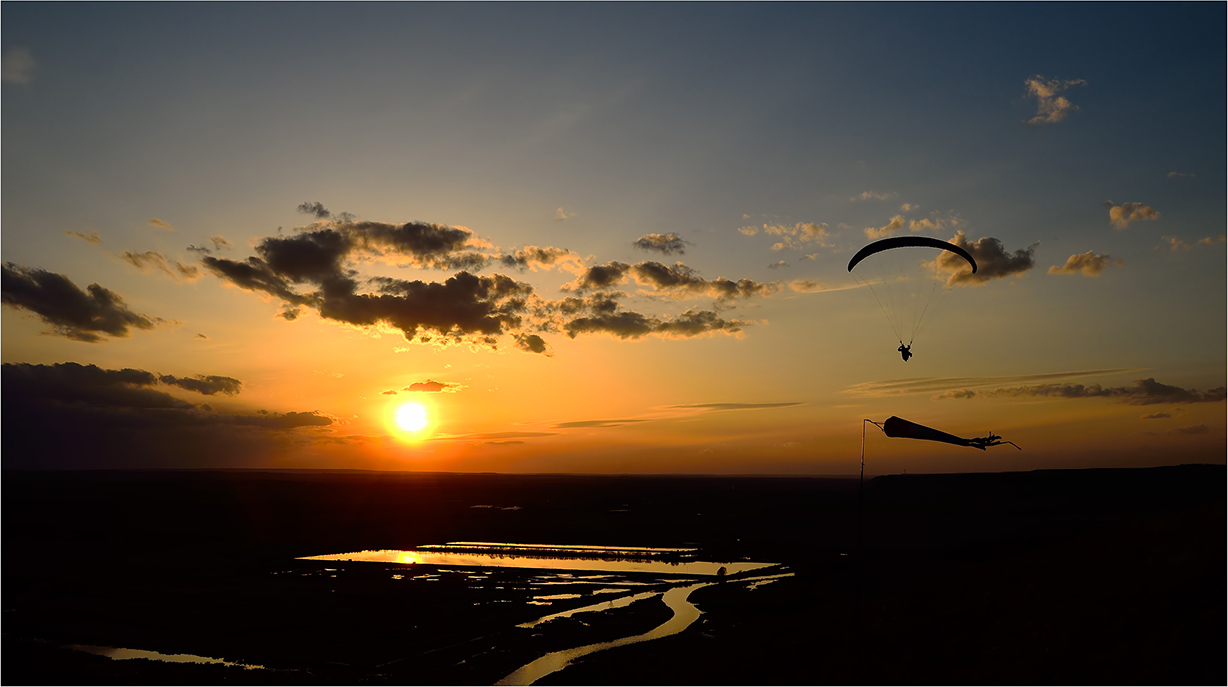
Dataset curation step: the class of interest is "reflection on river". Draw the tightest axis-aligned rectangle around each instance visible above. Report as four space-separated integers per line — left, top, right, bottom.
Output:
300 543 773 576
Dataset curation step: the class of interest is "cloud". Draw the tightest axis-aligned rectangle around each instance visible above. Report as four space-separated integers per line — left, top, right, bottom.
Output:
1024 75 1087 125
1158 235 1225 252
558 294 751 341
1047 251 1123 276
66 230 102 245
1105 201 1160 230
159 374 243 396
120 250 201 282
499 246 581 272
211 236 233 250
2 47 36 85
935 377 1225 406
514 333 551 356
148 218 175 231
787 279 859 294
900 203 917 212
852 191 896 202
669 402 803 411
939 231 1037 285
763 223 833 251
632 233 687 255
554 207 576 221
1166 171 1195 179
737 225 759 237
1 263 161 342
1174 424 1209 435
194 333 208 339
553 419 650 429
864 215 906 240
1140 412 1172 419
629 261 779 300
405 380 460 393
297 201 332 219
382 390 398 395
767 260 789 270
844 369 1139 398
1 362 333 468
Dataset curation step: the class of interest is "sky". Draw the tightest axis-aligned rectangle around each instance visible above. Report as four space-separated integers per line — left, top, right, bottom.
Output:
2 3 1224 474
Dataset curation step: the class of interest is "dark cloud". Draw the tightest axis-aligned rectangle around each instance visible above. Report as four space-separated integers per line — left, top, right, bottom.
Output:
382 390 398 395
514 333 551 356
159 374 242 396
2 263 160 342
297 201 332 219
935 378 1225 406
66 230 101 244
1140 412 1172 419
670 402 803 411
499 246 578 271
194 333 208 339
557 291 751 341
120 250 201 282
148 218 175 231
186 244 213 255
210 236 233 250
1174 424 1209 435
347 220 481 269
571 261 776 301
632 232 687 255
940 232 1037 285
201 256 314 305
406 380 455 393
2 362 332 468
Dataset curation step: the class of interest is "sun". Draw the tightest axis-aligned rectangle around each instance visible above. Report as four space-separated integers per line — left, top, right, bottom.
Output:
395 403 429 432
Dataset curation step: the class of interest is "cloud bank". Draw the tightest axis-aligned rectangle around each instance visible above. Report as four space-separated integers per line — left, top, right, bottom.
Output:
2 263 162 342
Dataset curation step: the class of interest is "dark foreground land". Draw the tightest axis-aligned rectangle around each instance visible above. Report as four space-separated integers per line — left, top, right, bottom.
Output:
3 465 1224 685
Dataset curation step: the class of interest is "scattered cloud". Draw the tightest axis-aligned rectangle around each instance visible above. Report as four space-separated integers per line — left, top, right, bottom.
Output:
66 230 102 245
382 390 398 395
148 218 175 231
900 203 917 212
763 222 833 251
2 263 162 342
844 369 1139 398
1024 75 1087 125
553 418 650 429
554 207 576 221
633 232 687 256
787 279 859 294
669 402 803 411
2 47 36 85
852 191 896 202
1140 412 1172 419
767 260 789 270
737 225 760 237
864 215 906 240
939 231 1037 285
1105 201 1159 230
514 333 551 356
297 201 332 219
1047 251 1123 276
1157 235 1225 252
569 261 778 301
499 246 581 272
1166 171 1195 179
120 250 201 282
193 333 208 340
934 377 1225 405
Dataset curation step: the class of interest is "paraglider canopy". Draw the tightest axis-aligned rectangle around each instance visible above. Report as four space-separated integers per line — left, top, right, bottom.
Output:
846 236 977 274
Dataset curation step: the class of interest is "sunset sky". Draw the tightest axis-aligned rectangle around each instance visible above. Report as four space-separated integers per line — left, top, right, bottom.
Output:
3 3 1224 474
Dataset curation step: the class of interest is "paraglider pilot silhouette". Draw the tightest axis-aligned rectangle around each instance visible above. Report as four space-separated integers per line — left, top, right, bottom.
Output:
847 236 978 361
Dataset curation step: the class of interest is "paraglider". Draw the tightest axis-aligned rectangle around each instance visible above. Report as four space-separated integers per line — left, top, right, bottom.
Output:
847 236 978 361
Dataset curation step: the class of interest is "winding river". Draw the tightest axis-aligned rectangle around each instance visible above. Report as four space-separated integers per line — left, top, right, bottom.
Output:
494 581 713 686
